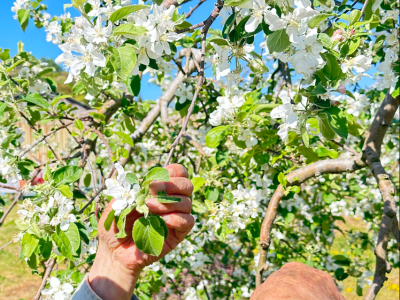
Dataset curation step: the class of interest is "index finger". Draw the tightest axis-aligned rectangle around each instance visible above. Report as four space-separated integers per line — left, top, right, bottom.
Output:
165 164 189 178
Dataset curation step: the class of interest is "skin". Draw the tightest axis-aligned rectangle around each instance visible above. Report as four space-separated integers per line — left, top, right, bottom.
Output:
88 164 194 300
250 262 346 300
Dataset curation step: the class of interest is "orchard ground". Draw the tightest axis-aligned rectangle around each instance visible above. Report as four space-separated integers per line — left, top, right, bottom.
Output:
0 202 398 300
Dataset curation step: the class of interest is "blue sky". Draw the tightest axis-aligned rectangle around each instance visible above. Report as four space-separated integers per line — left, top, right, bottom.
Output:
1 0 375 100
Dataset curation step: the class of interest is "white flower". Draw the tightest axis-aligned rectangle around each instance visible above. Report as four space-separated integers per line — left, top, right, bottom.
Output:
28 79 51 95
19 67 30 78
135 36 160 66
45 21 63 44
245 0 270 32
175 84 194 104
0 156 22 183
83 19 112 44
103 163 141 216
292 28 324 64
56 203 77 231
87 0 107 17
82 239 98 255
11 0 29 19
55 51 76 83
270 91 298 141
41 277 74 300
70 43 106 76
238 129 258 148
151 4 177 32
341 55 372 73
206 43 230 80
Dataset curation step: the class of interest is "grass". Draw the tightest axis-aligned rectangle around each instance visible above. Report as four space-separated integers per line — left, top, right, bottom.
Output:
0 204 398 299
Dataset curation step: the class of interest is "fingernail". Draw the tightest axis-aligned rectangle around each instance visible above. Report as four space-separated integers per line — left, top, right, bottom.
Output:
163 215 171 223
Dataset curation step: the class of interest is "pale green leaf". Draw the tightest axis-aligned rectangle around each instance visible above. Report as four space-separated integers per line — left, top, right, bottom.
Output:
22 233 39 258
23 93 50 109
109 5 148 23
132 216 165 256
115 131 135 147
267 29 290 53
205 126 229 148
109 45 137 80
191 177 205 193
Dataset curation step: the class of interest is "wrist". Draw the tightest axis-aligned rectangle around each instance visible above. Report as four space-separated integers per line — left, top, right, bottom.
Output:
88 247 142 300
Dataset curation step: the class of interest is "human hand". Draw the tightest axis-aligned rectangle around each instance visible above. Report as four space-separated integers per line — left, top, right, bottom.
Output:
251 262 346 300
88 164 194 300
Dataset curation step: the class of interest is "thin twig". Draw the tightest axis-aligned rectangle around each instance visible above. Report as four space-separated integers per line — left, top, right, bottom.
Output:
359 0 369 21
78 166 116 213
186 0 207 18
331 139 359 156
86 128 113 159
0 184 19 191
164 1 224 166
33 258 56 300
0 241 12 251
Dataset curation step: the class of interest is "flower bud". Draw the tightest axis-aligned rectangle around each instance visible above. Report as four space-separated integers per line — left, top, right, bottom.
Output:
350 29 355 35
331 29 345 42
337 84 346 95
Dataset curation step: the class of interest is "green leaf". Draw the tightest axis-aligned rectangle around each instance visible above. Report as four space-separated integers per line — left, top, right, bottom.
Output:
348 37 360 55
125 173 139 185
115 131 134 147
252 103 279 113
22 233 39 258
23 93 50 109
6 60 24 72
277 172 287 186
115 207 133 239
109 5 148 23
322 53 344 81
318 33 332 48
0 102 7 121
50 94 72 106
297 145 319 163
17 9 30 32
347 116 364 137
267 29 290 53
83 174 91 188
113 23 147 36
317 113 336 139
208 38 230 47
156 190 181 203
53 223 80 257
53 166 83 185
349 9 361 26
322 192 336 204
175 21 194 32
104 210 115 232
127 74 141 96
224 0 250 6
43 163 52 181
132 216 165 256
58 185 73 198
327 107 348 138
205 126 229 148
299 114 310 147
109 45 137 80
308 13 335 28
142 167 169 187
74 119 84 131
191 177 205 193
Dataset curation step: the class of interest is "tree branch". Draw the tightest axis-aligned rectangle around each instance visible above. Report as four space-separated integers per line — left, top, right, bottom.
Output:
186 0 207 18
163 0 224 166
32 258 56 300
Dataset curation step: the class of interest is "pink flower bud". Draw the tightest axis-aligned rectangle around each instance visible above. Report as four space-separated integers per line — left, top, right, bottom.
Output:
332 29 345 42
350 29 355 35
337 85 346 95
332 101 339 106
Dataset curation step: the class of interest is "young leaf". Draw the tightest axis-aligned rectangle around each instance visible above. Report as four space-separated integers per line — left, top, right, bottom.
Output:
109 45 137 80
267 29 290 53
113 24 147 36
43 163 52 181
132 216 165 256
104 210 115 231
127 74 141 96
83 173 92 188
53 166 83 185
156 190 181 203
74 119 84 131
125 173 139 185
109 5 148 23
115 131 135 147
53 223 80 257
317 113 336 139
142 167 169 187
349 10 361 26
115 207 133 239
17 9 30 32
22 233 39 258
23 93 50 109
58 185 73 198
308 13 335 28
205 126 229 148
191 177 205 193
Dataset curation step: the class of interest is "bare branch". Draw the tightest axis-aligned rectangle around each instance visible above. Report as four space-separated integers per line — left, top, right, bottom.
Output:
256 157 365 286
0 184 19 191
86 127 113 159
186 0 207 18
33 258 56 300
331 139 359 156
164 0 224 166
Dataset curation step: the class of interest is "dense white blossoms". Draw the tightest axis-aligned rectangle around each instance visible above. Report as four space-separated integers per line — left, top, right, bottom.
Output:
103 163 140 216
206 43 231 80
41 277 74 300
0 156 21 183
175 84 194 104
209 88 245 126
270 91 298 141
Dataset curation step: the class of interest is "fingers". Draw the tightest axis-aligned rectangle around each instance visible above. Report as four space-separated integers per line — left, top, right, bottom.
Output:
161 213 194 247
146 195 192 214
165 164 189 178
149 177 193 197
